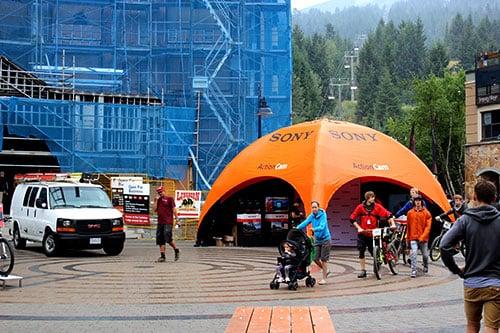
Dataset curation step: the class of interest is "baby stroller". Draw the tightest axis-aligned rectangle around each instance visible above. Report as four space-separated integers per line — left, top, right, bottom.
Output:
270 229 316 290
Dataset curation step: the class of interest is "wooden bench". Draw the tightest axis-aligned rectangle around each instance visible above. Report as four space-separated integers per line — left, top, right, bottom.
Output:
225 306 335 333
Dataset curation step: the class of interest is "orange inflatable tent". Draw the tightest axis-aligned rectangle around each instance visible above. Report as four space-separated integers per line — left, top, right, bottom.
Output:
198 119 449 244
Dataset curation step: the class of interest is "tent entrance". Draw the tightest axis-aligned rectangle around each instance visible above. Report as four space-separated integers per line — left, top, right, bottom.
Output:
201 178 301 247
327 179 447 247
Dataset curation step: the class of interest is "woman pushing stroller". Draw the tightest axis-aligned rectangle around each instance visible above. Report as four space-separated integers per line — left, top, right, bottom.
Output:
296 201 331 285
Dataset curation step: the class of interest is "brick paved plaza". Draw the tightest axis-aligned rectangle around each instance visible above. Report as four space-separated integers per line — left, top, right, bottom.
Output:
0 240 466 332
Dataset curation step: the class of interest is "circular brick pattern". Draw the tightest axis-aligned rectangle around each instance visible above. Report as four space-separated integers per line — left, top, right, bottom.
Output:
2 241 456 305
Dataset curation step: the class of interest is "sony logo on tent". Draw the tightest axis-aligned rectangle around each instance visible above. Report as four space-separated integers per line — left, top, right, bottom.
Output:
269 131 314 142
329 130 377 141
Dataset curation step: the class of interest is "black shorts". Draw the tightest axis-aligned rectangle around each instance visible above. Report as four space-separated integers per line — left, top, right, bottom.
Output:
156 223 173 245
357 233 374 259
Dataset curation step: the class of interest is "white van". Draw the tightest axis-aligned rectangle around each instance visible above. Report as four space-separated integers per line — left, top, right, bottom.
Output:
9 182 125 256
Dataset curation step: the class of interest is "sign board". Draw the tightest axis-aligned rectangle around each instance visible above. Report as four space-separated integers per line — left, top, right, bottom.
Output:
236 213 262 223
111 177 143 188
123 182 150 226
175 190 202 219
192 76 208 90
110 177 143 213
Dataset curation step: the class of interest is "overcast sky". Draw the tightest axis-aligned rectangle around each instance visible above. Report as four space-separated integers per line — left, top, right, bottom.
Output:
291 0 327 10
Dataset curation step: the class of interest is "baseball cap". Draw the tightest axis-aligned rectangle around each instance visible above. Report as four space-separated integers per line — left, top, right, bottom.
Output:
156 186 164 193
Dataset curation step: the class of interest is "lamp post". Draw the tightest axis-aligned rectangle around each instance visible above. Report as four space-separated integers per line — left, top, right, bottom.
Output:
257 95 272 138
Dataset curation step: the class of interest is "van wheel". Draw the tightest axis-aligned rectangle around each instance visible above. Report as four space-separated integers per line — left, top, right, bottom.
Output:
13 226 26 249
103 242 124 256
43 232 59 257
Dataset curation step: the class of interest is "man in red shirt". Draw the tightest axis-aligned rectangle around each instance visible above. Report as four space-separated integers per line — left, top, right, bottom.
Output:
153 186 179 262
350 191 395 278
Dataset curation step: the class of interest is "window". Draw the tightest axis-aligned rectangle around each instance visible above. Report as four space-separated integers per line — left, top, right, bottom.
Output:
49 186 112 208
482 110 500 141
28 187 39 207
23 186 33 207
272 27 278 47
38 188 48 207
272 75 279 94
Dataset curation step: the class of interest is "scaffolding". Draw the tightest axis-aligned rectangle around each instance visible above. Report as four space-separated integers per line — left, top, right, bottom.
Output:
0 0 292 188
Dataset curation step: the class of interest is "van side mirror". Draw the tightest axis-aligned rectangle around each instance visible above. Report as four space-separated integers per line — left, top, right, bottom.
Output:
36 198 47 209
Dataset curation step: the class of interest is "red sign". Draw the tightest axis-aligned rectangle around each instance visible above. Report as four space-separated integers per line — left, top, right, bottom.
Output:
124 214 150 226
264 213 288 223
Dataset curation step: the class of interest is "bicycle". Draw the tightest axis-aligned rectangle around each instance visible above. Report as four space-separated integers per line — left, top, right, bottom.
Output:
0 218 15 277
362 227 399 280
389 221 409 265
430 216 465 261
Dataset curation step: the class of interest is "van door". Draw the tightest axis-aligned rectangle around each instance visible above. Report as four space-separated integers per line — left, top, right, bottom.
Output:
33 187 49 242
17 186 33 238
24 186 39 240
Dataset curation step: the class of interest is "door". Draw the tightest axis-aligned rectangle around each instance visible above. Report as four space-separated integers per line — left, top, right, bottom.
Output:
17 186 33 239
33 187 49 242
24 186 39 241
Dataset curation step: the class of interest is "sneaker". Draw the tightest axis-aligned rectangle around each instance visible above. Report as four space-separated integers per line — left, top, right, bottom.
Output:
411 271 417 278
318 279 327 285
326 270 331 278
277 277 284 283
155 256 166 263
285 277 290 283
357 270 367 278
174 248 180 261
423 266 428 274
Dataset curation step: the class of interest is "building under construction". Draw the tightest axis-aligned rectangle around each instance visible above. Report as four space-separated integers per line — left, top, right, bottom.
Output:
0 0 292 190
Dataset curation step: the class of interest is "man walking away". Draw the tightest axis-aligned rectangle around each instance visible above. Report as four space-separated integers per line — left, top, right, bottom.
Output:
153 186 180 262
440 180 500 333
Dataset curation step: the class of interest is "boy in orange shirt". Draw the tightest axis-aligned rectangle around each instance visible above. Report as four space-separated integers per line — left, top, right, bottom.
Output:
406 196 432 278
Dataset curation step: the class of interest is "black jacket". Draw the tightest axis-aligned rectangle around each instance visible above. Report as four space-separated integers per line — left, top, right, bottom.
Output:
440 204 500 279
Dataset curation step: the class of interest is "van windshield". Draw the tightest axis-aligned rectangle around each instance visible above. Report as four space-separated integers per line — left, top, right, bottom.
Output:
49 186 113 209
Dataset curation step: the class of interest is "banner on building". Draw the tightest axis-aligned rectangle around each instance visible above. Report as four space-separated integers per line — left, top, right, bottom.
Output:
175 190 202 219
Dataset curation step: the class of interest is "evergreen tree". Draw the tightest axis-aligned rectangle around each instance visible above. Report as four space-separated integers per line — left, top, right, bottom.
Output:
445 14 465 61
426 42 449 77
371 68 400 131
476 17 497 52
356 35 380 124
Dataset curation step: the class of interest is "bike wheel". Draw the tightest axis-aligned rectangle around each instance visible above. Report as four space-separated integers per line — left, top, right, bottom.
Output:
387 244 399 275
373 246 382 280
0 238 15 277
430 236 441 262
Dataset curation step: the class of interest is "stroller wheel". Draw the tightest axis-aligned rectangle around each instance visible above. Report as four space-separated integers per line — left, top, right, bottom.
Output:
270 281 279 290
288 281 298 291
305 276 314 287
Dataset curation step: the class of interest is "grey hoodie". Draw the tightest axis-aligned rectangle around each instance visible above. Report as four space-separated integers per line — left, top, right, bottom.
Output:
440 204 500 279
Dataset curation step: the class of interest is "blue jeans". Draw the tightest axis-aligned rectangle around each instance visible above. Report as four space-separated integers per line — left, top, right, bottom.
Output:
410 241 428 272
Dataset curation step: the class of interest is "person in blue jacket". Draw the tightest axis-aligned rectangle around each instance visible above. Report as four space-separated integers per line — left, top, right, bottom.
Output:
395 187 427 218
296 201 332 285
